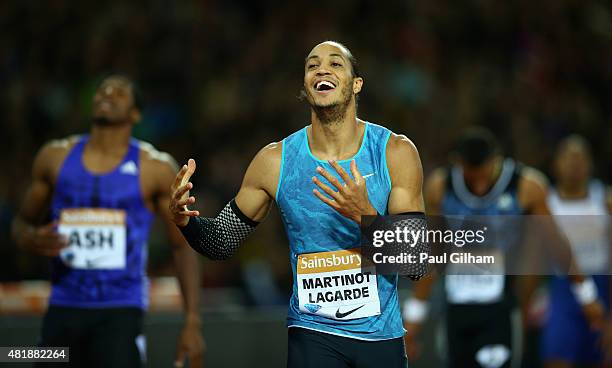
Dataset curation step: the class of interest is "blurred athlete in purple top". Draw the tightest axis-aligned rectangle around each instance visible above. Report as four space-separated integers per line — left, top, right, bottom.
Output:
12 75 204 368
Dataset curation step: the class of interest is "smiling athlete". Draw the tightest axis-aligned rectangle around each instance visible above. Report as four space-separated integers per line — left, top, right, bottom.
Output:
169 41 426 368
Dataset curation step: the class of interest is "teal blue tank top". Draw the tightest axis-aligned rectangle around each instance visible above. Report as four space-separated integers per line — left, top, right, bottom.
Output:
277 121 404 340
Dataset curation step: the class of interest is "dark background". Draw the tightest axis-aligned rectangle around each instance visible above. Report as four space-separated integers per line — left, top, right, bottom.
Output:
1 1 611 367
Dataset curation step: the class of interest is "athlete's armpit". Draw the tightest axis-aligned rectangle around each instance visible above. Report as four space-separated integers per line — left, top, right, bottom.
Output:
385 134 425 215
234 141 282 223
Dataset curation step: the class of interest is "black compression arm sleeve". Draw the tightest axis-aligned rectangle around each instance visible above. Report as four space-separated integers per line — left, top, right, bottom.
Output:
179 199 258 260
396 212 429 281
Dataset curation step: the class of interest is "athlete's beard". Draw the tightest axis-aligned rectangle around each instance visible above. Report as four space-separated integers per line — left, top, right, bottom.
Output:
92 114 129 127
309 85 353 125
92 116 113 126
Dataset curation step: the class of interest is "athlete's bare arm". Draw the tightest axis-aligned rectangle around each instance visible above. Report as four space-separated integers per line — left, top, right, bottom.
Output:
402 167 445 360
518 167 604 330
386 134 425 214
514 168 549 325
410 168 446 299
516 169 580 274
234 142 282 221
140 145 205 367
11 138 76 256
517 167 552 215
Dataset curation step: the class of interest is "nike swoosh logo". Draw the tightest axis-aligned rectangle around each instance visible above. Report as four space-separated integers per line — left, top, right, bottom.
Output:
85 255 109 268
363 173 375 180
335 304 365 319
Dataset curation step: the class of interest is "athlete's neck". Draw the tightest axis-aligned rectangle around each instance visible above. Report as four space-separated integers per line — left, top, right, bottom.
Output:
464 156 504 196
556 181 589 199
89 124 132 154
308 116 365 161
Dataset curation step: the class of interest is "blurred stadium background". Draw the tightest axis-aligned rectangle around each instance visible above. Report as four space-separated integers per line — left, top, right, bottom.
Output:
1 0 612 367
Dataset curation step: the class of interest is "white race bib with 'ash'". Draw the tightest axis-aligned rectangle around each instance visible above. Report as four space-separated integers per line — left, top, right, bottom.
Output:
58 208 127 270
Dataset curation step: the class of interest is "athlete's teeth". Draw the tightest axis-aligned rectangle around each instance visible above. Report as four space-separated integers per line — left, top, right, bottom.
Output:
316 81 335 90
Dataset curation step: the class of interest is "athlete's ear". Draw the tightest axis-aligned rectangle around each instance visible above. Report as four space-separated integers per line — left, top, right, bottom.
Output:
130 108 142 125
353 77 363 94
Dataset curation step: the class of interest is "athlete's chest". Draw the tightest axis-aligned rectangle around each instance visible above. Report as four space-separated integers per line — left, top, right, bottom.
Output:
442 191 522 215
54 145 158 211
283 156 385 199
54 172 141 209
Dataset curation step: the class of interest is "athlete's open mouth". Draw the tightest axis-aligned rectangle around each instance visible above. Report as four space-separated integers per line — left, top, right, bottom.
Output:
315 80 336 92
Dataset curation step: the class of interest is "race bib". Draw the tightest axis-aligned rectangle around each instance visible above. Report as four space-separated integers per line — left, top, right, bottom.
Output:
58 208 127 270
445 250 505 304
297 249 380 320
559 216 609 274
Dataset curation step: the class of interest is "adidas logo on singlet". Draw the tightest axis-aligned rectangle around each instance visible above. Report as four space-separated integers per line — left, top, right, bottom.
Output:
496 193 512 210
119 160 138 175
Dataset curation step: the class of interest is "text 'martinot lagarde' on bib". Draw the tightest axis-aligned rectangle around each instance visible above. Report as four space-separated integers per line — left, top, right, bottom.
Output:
58 208 127 270
297 248 381 320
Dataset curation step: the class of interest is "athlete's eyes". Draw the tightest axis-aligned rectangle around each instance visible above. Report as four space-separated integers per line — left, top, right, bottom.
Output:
307 64 318 70
331 62 342 67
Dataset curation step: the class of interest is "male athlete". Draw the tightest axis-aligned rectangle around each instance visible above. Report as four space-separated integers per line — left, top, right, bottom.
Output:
542 135 612 368
169 41 426 367
12 75 204 368
402 128 604 368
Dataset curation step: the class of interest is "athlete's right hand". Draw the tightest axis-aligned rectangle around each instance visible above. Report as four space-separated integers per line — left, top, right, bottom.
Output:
403 321 423 361
19 221 68 257
169 159 200 227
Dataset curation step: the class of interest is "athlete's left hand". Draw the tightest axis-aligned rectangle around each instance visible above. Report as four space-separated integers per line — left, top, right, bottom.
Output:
312 159 377 225
174 319 205 368
599 317 612 362
582 300 605 331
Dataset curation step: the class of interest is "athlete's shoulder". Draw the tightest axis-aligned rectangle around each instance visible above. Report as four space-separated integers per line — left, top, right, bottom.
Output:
386 132 419 155
33 135 81 179
426 167 448 190
385 131 421 176
516 164 550 212
384 130 423 191
136 140 178 169
241 141 282 197
252 141 282 169
518 164 549 193
135 140 180 187
41 134 81 155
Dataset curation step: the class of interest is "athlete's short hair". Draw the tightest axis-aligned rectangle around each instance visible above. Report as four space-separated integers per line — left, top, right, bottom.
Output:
555 134 592 159
455 127 500 166
340 44 361 79
326 41 361 78
96 74 144 112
